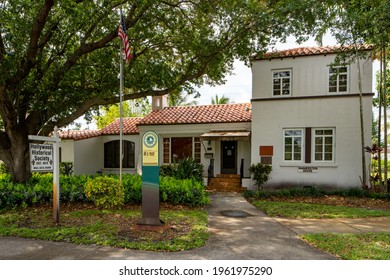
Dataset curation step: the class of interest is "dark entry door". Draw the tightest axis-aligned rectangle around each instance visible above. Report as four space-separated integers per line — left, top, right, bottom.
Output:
221 140 237 174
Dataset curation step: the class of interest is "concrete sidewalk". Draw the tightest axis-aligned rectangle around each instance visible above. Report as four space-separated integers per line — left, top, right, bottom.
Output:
1 192 388 260
276 216 390 234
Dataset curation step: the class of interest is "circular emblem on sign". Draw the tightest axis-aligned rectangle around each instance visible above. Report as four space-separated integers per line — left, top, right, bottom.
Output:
143 132 157 148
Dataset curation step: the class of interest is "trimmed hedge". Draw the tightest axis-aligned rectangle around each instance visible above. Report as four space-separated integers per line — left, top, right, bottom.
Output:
0 173 209 209
244 187 390 200
160 176 210 207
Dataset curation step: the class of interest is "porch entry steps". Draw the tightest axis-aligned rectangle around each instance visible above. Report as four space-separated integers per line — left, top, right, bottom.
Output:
207 174 246 192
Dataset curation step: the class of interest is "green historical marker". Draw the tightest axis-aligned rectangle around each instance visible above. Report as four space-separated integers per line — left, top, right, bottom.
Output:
140 131 163 225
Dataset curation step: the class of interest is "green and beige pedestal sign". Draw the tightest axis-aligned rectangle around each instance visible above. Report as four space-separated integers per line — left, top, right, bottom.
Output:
140 131 163 226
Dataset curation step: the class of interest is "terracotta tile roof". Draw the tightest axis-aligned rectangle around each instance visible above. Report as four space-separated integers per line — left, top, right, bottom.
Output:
59 130 101 141
254 44 373 60
59 117 142 140
100 117 142 135
138 103 252 126
60 104 252 139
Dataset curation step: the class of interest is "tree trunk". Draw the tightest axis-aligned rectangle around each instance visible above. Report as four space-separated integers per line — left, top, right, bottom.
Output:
0 127 31 183
384 49 389 192
356 56 367 189
378 49 383 190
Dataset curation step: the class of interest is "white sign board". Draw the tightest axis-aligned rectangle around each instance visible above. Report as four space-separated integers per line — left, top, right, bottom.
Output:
29 143 53 171
298 167 318 173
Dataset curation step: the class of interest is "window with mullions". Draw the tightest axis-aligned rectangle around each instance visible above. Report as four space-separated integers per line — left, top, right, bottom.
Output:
329 66 348 93
163 137 201 164
273 70 291 96
104 140 135 168
283 129 303 161
314 129 334 162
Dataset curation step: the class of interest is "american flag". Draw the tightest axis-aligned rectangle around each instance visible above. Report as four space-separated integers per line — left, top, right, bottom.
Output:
118 13 131 63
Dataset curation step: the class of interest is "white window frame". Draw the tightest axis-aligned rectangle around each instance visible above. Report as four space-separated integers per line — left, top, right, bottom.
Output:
272 69 292 96
313 128 335 162
328 65 349 93
283 129 303 162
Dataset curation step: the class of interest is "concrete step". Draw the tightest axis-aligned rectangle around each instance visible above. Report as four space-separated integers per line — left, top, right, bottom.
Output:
216 174 240 178
207 185 247 193
210 178 241 184
208 180 241 188
207 174 245 192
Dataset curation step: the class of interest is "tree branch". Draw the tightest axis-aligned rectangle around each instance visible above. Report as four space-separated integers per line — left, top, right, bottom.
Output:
8 0 54 85
0 85 18 130
0 28 5 63
37 21 58 51
48 3 151 92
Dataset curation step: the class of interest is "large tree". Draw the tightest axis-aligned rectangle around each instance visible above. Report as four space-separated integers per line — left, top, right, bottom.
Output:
277 0 390 190
94 98 150 129
1 0 287 182
318 0 390 190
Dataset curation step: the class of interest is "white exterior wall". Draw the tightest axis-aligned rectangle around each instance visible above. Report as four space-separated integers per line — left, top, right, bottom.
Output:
60 135 140 176
251 52 373 190
73 137 101 175
138 122 252 178
60 140 74 162
251 96 372 189
100 135 140 175
252 54 373 98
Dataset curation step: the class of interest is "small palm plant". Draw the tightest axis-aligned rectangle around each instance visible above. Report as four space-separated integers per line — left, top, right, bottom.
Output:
160 157 203 182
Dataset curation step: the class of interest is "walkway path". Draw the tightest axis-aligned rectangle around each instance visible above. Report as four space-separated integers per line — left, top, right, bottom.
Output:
2 192 376 260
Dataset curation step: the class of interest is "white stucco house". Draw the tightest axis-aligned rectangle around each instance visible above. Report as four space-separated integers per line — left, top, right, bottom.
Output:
59 45 374 190
251 45 373 189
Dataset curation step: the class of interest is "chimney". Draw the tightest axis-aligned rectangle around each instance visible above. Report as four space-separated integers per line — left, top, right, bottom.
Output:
152 95 168 111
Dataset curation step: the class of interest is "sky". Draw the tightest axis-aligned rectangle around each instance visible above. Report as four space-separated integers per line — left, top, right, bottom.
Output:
193 34 380 106
191 35 327 105
73 34 379 130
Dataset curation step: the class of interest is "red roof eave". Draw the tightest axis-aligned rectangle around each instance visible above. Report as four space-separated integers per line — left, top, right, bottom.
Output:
253 44 374 61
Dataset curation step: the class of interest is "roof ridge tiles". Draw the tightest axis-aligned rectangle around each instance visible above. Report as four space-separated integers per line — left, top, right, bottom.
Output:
139 102 251 126
59 103 252 139
254 44 373 60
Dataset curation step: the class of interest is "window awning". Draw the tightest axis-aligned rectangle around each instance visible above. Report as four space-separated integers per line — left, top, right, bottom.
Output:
200 131 251 141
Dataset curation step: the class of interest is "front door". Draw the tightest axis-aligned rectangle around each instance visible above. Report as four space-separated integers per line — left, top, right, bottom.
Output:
221 140 237 174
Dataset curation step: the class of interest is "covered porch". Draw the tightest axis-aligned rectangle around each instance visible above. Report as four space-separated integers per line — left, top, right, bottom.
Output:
200 130 251 192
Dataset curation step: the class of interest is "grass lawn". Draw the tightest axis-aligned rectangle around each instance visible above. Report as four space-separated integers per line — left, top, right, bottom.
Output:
251 199 390 259
302 233 390 260
0 205 209 251
251 200 390 219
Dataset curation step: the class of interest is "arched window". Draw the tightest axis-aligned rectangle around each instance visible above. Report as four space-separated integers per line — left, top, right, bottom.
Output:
104 140 135 168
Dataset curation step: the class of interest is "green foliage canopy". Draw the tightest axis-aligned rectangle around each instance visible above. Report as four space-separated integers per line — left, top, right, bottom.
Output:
0 0 282 135
1 0 288 182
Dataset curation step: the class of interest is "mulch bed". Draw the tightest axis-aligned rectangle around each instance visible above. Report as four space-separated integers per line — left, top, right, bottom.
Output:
263 195 390 211
12 202 196 243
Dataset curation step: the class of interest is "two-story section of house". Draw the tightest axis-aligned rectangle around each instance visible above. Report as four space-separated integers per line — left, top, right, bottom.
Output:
251 45 374 190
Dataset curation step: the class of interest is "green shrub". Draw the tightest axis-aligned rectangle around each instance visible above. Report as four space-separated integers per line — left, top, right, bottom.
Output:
84 176 124 210
160 157 204 182
59 162 73 176
244 187 390 201
249 163 272 190
122 174 142 204
159 165 175 178
160 176 209 207
60 175 89 202
0 161 9 174
0 173 208 209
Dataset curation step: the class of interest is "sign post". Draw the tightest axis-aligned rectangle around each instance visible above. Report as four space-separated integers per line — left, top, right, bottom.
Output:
140 131 163 226
28 127 60 224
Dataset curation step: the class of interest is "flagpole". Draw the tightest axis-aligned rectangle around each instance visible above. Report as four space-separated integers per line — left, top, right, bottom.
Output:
119 21 124 186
